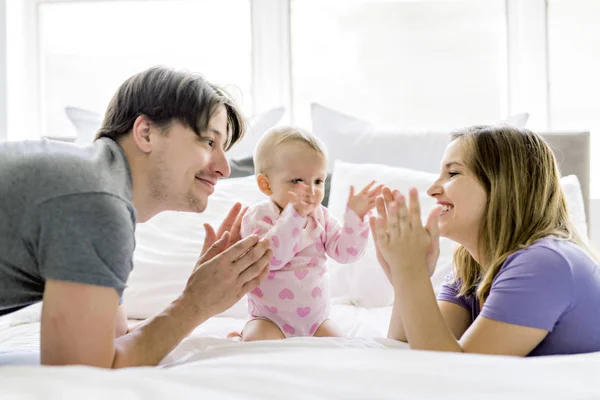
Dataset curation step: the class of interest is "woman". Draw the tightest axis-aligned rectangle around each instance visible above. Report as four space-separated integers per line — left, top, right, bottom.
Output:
370 125 600 356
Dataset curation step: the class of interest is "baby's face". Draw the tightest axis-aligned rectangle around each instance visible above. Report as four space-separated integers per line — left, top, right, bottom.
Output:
267 141 328 214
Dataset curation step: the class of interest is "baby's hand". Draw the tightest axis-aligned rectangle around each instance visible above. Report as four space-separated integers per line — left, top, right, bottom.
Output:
288 182 314 217
347 181 383 219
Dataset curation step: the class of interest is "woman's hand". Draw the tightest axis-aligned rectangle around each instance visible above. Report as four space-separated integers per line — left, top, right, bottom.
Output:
370 187 441 282
374 240 393 284
347 180 383 219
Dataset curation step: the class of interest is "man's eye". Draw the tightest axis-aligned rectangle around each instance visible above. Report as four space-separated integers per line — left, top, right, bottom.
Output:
201 138 215 147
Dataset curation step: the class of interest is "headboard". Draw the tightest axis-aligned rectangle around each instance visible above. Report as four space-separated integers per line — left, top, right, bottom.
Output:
540 132 590 221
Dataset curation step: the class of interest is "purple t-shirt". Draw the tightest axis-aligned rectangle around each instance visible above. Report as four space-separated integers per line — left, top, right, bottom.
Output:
437 237 600 356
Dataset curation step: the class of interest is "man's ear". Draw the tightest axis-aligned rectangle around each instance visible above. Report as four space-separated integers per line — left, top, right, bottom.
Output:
257 174 272 195
131 115 154 154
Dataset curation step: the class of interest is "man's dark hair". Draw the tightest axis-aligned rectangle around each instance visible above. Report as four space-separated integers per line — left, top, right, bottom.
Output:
95 66 244 150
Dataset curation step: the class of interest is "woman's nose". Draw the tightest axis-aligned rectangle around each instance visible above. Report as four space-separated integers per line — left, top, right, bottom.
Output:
427 180 442 198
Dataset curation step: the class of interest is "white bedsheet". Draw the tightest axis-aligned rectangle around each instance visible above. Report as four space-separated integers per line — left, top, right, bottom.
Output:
0 304 393 364
1 305 600 399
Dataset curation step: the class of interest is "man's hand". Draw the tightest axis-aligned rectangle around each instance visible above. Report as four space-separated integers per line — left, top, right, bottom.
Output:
185 234 272 320
39 234 271 369
200 202 248 257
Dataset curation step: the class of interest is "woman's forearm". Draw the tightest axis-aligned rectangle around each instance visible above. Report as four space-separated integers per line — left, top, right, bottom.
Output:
393 266 462 352
387 298 407 342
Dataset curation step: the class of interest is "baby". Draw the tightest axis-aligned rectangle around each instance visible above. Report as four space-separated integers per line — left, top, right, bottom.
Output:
237 126 381 341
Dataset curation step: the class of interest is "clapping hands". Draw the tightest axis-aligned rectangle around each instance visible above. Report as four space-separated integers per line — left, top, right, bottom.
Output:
369 187 442 282
347 180 383 219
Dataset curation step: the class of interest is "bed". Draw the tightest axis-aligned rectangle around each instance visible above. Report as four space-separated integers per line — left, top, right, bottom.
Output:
2 305 600 399
1 107 597 399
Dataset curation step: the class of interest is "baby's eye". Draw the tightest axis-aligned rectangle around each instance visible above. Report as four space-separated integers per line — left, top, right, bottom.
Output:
291 179 303 184
315 179 324 185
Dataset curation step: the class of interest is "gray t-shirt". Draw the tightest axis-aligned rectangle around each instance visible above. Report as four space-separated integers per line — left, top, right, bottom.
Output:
0 137 136 316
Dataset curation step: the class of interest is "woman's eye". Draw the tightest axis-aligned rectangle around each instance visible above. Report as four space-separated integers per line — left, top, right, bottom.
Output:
448 172 459 178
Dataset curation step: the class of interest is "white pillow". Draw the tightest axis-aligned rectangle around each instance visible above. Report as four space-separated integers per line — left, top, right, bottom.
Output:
65 106 103 145
225 107 285 159
326 160 588 308
327 161 455 308
125 175 265 319
503 112 530 129
561 174 588 238
311 103 529 173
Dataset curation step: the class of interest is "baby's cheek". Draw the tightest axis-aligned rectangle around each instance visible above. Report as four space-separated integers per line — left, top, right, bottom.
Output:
272 190 292 208
316 188 326 203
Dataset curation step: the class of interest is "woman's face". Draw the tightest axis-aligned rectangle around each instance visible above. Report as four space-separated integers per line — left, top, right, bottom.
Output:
426 139 487 252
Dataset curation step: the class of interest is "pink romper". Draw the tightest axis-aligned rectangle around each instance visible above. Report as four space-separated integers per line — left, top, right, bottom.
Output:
240 201 369 337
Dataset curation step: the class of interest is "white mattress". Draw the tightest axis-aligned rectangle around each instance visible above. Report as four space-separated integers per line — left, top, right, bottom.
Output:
1 304 600 399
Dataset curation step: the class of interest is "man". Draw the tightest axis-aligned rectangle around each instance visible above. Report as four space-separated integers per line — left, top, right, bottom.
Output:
0 66 272 368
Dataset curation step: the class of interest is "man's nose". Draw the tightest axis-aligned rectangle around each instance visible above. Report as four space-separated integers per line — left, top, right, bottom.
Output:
212 147 231 178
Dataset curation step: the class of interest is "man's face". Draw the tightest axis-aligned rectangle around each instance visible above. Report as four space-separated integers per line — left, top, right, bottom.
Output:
146 105 231 213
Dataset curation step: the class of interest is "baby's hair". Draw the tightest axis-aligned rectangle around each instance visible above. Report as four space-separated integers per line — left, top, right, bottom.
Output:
253 126 328 174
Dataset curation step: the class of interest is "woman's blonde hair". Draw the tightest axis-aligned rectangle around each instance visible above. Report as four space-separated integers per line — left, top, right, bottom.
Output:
451 125 595 305
253 126 327 174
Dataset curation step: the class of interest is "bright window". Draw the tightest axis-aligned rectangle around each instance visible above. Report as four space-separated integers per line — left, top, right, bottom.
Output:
548 0 600 197
291 0 508 129
37 0 252 138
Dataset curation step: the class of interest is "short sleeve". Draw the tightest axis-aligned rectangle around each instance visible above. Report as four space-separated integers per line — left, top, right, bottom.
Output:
480 246 574 332
437 273 472 312
29 193 136 297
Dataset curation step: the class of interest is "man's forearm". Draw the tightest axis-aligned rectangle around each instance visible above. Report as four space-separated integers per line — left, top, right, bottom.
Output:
111 294 209 368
